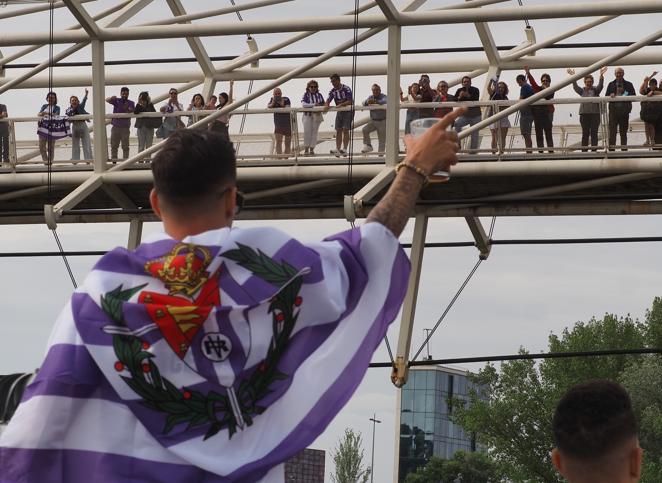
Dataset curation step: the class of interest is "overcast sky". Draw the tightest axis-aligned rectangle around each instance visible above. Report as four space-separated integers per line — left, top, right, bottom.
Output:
2 1 662 482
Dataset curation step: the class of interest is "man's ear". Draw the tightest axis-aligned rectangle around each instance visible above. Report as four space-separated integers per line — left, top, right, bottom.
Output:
551 448 565 475
630 445 643 480
150 188 163 220
224 186 237 220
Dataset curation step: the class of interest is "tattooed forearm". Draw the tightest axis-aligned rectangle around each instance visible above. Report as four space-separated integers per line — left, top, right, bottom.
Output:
366 168 425 237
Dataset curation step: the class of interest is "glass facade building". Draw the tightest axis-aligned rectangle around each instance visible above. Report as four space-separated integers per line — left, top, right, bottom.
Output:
397 365 485 482
284 448 325 482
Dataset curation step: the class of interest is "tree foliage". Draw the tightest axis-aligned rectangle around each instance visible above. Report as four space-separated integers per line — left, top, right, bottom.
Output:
404 451 505 483
330 428 370 483
451 301 662 483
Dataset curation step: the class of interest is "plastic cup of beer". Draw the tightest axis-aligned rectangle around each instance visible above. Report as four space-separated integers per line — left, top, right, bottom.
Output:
409 117 450 182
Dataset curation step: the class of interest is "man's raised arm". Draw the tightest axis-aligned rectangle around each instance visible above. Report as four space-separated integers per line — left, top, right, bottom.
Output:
366 108 464 237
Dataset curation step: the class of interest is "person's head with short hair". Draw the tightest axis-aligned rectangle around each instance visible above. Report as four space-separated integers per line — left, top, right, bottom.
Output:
273 87 282 98
516 74 527 86
649 78 658 89
552 380 642 483
437 81 449 93
371 84 381 97
615 67 625 79
150 130 237 240
461 76 471 88
330 74 341 89
541 73 552 85
168 88 179 102
419 74 430 87
46 91 57 105
584 74 595 88
120 87 129 100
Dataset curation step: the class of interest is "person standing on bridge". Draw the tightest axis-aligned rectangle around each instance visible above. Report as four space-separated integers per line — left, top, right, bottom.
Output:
325 73 353 157
134 91 159 153
66 89 92 162
37 91 61 164
525 67 555 152
268 87 292 157
568 66 607 151
210 81 234 142
605 67 636 151
361 83 387 154
0 101 8 164
106 87 135 161
301 79 325 156
454 76 481 153
639 73 662 147
0 108 464 482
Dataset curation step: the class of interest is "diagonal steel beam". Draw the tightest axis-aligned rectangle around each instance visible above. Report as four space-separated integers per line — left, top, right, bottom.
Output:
165 0 215 77
375 0 400 21
0 0 153 96
62 0 101 38
392 213 428 388
0 0 95 21
0 0 132 67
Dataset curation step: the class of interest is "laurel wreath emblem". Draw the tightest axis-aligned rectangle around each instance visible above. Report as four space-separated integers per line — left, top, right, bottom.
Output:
101 243 304 440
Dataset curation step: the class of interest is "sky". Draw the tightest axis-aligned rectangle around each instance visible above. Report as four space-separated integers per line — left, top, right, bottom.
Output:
2 1 662 482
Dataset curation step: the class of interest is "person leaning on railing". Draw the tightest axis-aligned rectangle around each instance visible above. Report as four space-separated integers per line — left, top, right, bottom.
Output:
568 66 607 152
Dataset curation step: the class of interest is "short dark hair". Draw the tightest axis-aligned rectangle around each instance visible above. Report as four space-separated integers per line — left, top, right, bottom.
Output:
462 76 471 82
541 73 551 82
151 130 236 204
516 74 526 83
330 74 340 81
120 86 129 93
553 380 637 461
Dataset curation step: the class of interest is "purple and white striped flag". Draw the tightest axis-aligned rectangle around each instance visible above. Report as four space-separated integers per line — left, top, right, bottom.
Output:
0 222 409 482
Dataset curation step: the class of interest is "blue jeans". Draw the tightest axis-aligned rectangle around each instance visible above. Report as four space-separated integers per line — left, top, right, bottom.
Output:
454 114 482 151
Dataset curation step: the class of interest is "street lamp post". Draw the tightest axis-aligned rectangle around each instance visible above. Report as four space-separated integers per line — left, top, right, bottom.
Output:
369 413 381 483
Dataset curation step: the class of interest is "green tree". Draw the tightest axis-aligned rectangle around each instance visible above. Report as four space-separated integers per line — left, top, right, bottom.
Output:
405 451 504 483
330 428 370 483
620 357 662 483
452 310 656 483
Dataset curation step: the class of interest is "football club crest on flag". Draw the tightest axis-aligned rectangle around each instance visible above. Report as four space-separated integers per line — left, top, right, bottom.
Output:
0 223 410 482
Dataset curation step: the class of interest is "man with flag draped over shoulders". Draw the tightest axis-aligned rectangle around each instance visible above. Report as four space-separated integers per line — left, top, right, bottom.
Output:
0 109 463 482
